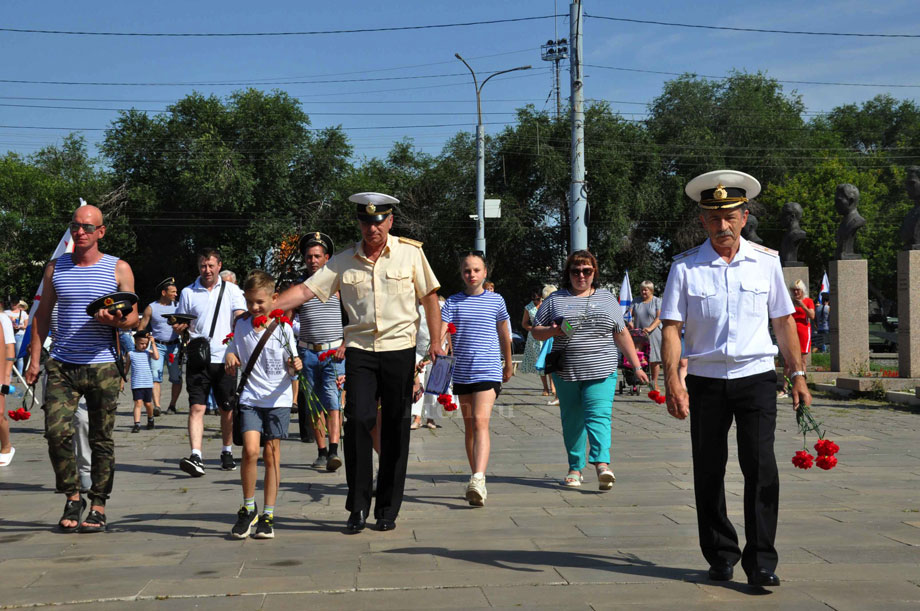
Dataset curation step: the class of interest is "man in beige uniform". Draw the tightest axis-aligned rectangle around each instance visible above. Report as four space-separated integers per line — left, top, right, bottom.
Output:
276 192 443 533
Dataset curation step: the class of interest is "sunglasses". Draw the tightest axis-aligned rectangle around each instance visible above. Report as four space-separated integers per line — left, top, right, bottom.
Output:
69 222 101 234
570 267 595 277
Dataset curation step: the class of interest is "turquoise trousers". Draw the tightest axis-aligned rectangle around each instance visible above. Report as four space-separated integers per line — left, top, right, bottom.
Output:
552 372 618 471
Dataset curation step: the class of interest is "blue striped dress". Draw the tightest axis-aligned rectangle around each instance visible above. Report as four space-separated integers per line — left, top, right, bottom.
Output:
441 290 510 384
50 254 119 364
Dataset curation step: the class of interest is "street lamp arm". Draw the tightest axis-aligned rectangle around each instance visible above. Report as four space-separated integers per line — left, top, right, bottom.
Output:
454 53 479 92
480 65 532 89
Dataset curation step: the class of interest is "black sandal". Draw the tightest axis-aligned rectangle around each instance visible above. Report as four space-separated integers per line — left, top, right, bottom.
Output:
57 498 86 533
79 509 107 533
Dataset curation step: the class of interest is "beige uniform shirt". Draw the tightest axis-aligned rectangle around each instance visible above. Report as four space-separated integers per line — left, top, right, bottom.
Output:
305 233 440 352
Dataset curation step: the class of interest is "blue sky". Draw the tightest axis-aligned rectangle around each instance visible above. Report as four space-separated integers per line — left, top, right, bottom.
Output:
2 0 918 163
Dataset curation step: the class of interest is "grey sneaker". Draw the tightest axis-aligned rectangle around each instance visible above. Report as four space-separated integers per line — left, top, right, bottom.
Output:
312 454 328 469
179 453 205 477
231 504 258 539
220 451 237 471
326 452 342 472
465 475 487 507
252 513 275 539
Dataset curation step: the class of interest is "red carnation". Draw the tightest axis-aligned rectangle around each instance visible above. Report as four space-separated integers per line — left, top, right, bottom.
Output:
253 315 268 328
444 401 458 412
814 439 839 457
447 323 457 335
269 309 284 319
318 349 337 362
816 454 838 470
648 390 660 401
222 332 234 345
7 409 18 421
791 450 814 470
655 396 667 404
279 315 291 325
20 409 30 421
168 353 175 364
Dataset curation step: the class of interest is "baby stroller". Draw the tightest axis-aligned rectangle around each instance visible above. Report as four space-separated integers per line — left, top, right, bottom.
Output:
618 329 650 395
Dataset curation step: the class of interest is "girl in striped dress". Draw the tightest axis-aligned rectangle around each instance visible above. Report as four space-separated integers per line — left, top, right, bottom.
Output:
441 253 513 507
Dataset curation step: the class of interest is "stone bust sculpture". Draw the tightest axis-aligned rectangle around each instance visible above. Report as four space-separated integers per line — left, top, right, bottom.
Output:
740 211 764 244
900 165 920 250
779 201 806 265
834 183 866 260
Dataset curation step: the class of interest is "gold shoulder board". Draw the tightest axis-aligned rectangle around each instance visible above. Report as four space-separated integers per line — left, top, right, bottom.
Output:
750 243 779 257
398 236 424 248
672 246 700 261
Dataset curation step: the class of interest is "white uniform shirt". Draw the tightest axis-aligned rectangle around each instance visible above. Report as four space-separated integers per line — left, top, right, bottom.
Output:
227 317 297 408
660 236 794 380
177 277 246 364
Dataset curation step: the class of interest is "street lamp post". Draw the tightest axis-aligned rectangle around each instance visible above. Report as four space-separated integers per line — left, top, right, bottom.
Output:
455 54 531 257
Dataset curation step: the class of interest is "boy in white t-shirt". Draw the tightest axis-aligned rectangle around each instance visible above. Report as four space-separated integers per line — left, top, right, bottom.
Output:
225 271 302 539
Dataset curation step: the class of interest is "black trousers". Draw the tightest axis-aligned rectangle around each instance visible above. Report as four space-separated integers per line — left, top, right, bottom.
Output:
687 370 779 576
343 347 415 521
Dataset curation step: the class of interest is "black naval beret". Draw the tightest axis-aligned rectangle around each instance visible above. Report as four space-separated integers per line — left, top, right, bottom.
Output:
85 291 138 317
162 312 197 325
155 277 176 294
298 231 335 256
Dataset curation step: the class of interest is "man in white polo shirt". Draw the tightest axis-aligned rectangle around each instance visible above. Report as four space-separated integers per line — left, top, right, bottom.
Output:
174 248 246 477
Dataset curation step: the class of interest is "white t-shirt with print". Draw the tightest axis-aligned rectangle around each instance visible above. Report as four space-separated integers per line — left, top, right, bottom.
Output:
227 317 297 408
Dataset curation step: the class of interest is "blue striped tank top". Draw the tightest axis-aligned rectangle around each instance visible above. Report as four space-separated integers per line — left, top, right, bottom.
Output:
128 350 154 389
50 254 119 364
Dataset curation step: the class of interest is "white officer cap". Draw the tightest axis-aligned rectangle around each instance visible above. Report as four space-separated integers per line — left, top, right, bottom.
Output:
349 192 399 222
686 170 761 209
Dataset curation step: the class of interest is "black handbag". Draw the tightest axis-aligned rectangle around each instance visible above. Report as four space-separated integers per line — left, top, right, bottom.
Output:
543 350 564 374
186 280 226 371
231 318 279 446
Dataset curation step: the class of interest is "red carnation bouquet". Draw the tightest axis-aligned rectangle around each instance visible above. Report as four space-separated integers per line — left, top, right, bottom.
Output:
437 393 458 412
791 395 839 471
265 309 327 430
647 389 666 405
7 407 31 421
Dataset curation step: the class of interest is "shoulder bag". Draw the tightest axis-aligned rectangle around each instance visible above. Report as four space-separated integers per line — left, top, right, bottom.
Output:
186 280 226 371
230 318 280 446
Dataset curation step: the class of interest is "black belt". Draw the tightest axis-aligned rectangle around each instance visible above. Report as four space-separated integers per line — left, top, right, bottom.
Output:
157 338 181 346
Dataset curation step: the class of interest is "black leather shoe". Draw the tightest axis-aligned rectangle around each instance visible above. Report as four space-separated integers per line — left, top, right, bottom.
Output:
345 510 366 534
747 569 780 587
707 563 733 581
376 518 396 532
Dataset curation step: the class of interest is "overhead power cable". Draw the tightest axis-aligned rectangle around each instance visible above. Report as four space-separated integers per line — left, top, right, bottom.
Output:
0 15 555 37
585 13 920 38
584 64 920 89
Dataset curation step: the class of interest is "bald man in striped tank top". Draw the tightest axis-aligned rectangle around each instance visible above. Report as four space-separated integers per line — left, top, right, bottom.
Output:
26 205 139 534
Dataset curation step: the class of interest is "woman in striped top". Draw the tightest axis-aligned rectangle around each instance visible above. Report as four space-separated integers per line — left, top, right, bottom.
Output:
440 253 513 507
532 250 648 490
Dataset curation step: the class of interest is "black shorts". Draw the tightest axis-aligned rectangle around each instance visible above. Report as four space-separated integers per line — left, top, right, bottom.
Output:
186 363 236 411
453 381 502 397
132 387 153 402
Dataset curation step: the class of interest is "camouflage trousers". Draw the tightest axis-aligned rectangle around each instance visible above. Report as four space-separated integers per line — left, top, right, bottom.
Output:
44 359 121 506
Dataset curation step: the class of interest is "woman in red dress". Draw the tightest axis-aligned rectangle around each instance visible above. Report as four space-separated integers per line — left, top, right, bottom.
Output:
781 279 815 397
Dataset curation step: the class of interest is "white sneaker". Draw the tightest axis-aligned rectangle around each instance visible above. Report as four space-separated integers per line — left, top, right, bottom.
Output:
465 475 486 507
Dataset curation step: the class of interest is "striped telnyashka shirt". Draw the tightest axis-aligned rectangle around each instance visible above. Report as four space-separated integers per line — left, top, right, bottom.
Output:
50 254 119 365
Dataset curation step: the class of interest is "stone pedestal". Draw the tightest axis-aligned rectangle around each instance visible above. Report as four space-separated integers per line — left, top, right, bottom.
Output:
830 259 869 374
897 250 920 377
781 264 810 366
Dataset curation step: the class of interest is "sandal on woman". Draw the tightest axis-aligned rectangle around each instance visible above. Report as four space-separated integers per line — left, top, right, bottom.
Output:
541 390 550 397
410 418 421 430
563 472 583 487
57 497 86 533
425 420 440 429
79 509 107 533
597 467 616 491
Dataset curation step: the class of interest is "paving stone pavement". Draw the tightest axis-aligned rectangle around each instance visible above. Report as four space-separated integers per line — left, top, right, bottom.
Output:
1 373 919 610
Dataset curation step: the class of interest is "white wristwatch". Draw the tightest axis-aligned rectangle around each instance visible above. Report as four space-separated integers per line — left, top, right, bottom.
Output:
790 370 807 380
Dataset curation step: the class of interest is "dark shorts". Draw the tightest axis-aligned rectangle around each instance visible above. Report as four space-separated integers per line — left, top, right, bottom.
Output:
239 404 290 439
453 381 502 397
132 387 153 402
186 363 236 410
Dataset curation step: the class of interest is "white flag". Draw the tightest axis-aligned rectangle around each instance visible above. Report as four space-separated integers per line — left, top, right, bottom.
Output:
619 271 633 323
17 198 86 359
819 271 830 304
